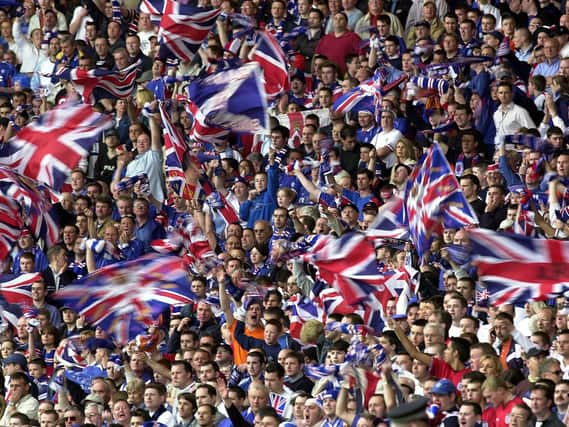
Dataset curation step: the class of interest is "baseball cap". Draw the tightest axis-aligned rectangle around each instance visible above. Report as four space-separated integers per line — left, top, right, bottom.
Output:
431 379 456 395
3 353 27 369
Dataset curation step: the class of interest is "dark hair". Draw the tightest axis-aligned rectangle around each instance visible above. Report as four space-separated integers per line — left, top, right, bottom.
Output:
265 361 285 378
450 337 471 363
271 125 290 140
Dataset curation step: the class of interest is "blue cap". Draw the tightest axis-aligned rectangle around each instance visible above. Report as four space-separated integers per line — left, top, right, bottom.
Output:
3 353 27 369
432 379 456 395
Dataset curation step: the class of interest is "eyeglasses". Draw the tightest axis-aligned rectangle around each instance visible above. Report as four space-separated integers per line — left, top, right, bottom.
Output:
551 370 563 375
64 417 77 422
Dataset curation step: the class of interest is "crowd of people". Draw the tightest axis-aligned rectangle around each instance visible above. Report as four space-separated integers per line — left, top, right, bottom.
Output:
1 0 569 425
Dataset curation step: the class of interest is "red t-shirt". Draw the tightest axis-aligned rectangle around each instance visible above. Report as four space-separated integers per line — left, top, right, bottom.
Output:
430 357 472 389
495 396 524 427
314 31 361 74
482 407 496 427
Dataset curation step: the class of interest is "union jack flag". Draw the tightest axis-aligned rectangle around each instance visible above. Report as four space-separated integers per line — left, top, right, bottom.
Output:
152 216 216 267
303 232 392 306
403 143 478 259
187 62 268 133
249 30 289 101
0 192 23 261
0 168 60 247
269 392 288 416
158 0 220 62
186 100 230 146
55 335 87 369
287 294 322 339
198 173 240 226
475 287 490 306
332 77 381 115
365 198 409 242
55 61 139 103
470 228 569 306
53 254 196 344
0 274 36 325
0 103 112 190
139 0 164 24
158 102 196 200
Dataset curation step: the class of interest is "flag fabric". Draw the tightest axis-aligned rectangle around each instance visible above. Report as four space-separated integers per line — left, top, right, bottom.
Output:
158 102 196 200
303 233 391 306
403 143 478 258
53 254 196 344
249 30 289 101
0 273 36 325
55 61 139 103
332 79 380 115
504 134 549 153
188 62 268 133
287 295 322 339
469 228 569 306
365 198 409 242
198 174 240 226
139 0 164 24
186 101 230 146
0 168 60 248
269 392 288 416
0 103 112 190
159 0 220 62
152 216 216 266
55 335 87 369
410 76 450 94
0 273 37 306
0 191 23 261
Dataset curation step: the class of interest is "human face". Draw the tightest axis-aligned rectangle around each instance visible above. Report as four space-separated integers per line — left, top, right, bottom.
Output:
171 364 191 388
318 90 332 108
31 282 46 302
381 111 394 130
432 393 454 411
465 382 482 404
112 401 130 424
410 325 424 347
537 310 554 334
284 357 300 376
557 154 569 177
424 325 442 345
63 410 81 427
333 12 347 32
321 66 336 85
554 383 569 408
543 362 562 382
458 405 479 427
530 389 550 418
19 257 34 273
558 333 569 357
304 403 323 425
40 412 58 427
144 388 164 411
544 39 559 60
497 85 513 105
263 323 280 344
130 416 145 427
195 387 214 406
248 387 267 411
509 406 529 427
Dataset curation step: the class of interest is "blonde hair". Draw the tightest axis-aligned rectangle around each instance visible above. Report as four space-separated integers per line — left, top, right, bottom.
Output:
136 88 154 106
